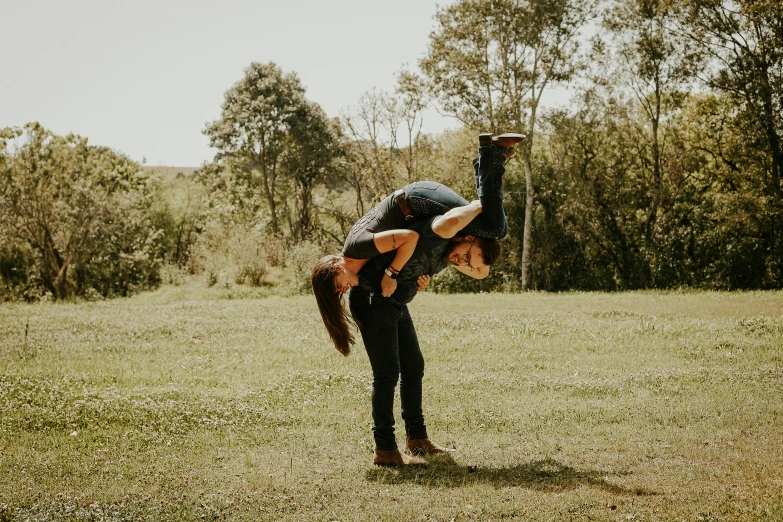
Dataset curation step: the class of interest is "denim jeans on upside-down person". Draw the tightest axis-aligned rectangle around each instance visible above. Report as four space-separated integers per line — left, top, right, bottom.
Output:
348 287 427 451
404 143 509 240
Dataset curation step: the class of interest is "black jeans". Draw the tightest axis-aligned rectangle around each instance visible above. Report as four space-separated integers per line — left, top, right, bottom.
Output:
348 288 427 450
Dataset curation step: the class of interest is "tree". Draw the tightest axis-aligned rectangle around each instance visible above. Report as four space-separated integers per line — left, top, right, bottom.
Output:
340 80 431 220
0 123 162 299
420 0 597 289
148 170 207 268
604 0 700 242
340 89 397 213
681 0 783 286
283 102 341 241
204 62 338 238
393 71 430 184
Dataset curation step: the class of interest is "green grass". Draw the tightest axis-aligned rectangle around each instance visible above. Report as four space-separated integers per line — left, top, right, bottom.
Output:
1 282 782 520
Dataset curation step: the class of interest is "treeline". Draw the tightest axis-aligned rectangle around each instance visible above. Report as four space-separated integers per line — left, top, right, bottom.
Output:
2 0 781 300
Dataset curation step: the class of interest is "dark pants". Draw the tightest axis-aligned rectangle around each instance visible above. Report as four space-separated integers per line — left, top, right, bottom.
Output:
405 143 508 239
348 288 427 450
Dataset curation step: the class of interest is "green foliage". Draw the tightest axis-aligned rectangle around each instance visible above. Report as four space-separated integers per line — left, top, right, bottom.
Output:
421 0 595 131
0 123 164 301
193 62 346 293
288 240 330 293
0 243 37 300
500 88 779 291
146 168 207 268
420 0 598 289
203 61 341 241
188 220 268 288
602 0 703 241
6 4 783 297
681 0 783 285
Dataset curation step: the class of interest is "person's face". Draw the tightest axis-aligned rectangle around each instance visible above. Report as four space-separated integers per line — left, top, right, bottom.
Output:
333 264 359 294
445 237 486 272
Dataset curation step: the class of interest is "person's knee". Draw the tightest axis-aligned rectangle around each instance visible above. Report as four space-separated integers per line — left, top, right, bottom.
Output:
401 356 424 381
373 370 400 388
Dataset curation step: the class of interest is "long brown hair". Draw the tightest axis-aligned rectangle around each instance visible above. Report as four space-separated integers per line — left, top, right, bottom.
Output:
311 255 354 356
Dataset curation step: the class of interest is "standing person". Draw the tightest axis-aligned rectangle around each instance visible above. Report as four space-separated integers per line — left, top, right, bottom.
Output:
349 195 503 466
312 133 525 357
341 133 524 467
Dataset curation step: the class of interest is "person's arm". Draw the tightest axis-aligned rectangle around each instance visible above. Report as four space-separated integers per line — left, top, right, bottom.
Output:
431 201 483 239
417 274 431 291
373 230 420 297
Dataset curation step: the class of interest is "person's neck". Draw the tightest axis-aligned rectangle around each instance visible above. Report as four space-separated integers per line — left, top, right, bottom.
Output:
343 256 370 276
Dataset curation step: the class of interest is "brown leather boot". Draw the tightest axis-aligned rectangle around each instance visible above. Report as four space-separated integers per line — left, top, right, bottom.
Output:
373 449 427 467
492 133 526 148
406 438 455 456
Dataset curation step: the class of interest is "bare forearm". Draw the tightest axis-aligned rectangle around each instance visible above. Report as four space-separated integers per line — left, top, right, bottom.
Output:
376 230 420 297
432 201 483 238
388 234 417 273
373 230 419 256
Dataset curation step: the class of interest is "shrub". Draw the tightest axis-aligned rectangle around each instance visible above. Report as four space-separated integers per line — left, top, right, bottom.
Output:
189 221 270 288
288 240 329 293
0 123 164 300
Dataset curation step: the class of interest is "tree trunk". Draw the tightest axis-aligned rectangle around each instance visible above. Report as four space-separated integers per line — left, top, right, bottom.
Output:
298 182 313 241
520 145 535 290
41 228 71 299
259 169 279 235
257 147 280 235
55 261 70 299
757 66 783 283
520 92 540 290
646 119 662 240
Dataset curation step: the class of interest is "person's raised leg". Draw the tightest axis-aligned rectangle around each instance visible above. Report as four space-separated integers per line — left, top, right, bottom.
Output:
468 133 526 239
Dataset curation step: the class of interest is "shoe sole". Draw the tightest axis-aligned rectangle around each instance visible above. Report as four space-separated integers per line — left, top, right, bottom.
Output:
493 133 527 149
373 461 427 467
408 449 455 456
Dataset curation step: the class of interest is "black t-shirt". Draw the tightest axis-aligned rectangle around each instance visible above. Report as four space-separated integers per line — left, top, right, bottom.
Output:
342 194 401 259
356 215 451 305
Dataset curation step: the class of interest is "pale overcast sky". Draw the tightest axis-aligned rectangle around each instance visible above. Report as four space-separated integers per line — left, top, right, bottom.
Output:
2 0 574 167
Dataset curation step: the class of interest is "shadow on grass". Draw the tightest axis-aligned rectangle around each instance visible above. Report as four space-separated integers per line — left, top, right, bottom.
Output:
366 455 654 495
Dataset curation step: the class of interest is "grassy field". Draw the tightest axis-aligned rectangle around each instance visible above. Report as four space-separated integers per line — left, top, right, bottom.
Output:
1 283 782 521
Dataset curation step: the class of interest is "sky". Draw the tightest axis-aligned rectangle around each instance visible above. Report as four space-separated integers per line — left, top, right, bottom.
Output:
2 0 574 167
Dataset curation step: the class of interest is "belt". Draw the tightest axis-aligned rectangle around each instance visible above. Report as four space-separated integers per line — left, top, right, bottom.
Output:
394 189 414 221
